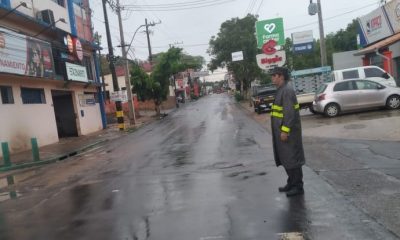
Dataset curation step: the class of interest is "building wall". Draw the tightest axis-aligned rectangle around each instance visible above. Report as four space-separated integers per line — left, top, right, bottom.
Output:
10 0 71 33
104 74 127 92
0 77 59 156
72 86 103 135
0 75 103 157
333 50 363 70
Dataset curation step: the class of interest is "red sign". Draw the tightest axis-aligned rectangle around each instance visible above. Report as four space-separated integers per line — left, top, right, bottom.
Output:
66 35 73 53
262 39 277 55
74 38 83 61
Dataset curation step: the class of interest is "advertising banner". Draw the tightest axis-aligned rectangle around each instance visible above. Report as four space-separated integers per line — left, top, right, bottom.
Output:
292 30 314 54
0 27 54 78
256 18 285 48
384 0 400 33
256 51 286 70
66 62 88 82
358 7 393 45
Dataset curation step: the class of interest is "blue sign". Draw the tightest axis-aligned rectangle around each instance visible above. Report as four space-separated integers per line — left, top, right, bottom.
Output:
293 42 314 54
291 66 332 77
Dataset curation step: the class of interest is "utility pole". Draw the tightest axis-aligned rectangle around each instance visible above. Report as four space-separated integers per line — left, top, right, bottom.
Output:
116 0 136 125
102 0 124 130
309 0 327 67
317 0 327 67
145 18 153 63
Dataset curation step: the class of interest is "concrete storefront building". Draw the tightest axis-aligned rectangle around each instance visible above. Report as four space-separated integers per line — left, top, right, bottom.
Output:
0 0 105 157
355 0 400 86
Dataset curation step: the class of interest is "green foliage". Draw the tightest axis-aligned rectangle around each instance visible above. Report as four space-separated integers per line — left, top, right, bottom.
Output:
234 92 244 102
130 63 152 101
284 20 359 70
208 14 262 96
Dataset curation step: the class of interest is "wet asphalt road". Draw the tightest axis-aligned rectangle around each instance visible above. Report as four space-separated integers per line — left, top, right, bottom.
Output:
0 94 399 240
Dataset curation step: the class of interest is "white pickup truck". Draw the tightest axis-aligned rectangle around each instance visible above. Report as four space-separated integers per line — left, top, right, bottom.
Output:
296 92 316 113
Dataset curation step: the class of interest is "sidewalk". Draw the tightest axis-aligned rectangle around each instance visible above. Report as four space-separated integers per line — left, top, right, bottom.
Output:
0 109 175 172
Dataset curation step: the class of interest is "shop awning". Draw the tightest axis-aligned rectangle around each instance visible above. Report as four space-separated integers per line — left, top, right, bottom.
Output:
354 32 400 56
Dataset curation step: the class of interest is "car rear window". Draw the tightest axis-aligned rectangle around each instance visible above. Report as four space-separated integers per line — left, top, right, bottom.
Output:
317 84 327 94
342 70 359 79
333 81 355 92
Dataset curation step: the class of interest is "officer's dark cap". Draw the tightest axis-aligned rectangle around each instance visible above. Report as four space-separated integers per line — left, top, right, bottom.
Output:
269 67 289 80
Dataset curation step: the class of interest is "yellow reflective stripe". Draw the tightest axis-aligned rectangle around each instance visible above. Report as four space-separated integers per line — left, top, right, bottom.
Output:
281 125 291 133
118 123 125 130
116 111 124 118
271 112 283 118
294 104 300 110
271 104 283 111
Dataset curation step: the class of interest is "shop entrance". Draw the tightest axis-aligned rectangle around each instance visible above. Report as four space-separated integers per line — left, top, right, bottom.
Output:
51 90 78 138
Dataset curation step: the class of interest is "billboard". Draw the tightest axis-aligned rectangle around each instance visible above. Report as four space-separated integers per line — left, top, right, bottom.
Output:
384 0 400 33
292 30 314 54
0 27 54 78
256 18 285 48
358 7 393 45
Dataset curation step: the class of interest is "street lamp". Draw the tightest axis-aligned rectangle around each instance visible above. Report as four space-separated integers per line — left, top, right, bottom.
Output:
309 0 327 67
0 2 28 19
33 18 66 37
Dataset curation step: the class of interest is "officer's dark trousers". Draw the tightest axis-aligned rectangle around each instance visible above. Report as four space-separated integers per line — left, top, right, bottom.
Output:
285 167 303 189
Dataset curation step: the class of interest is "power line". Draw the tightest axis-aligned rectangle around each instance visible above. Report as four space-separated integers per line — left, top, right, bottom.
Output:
123 0 231 8
122 0 237 11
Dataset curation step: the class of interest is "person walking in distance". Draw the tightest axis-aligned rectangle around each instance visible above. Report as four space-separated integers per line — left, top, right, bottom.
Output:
270 67 305 197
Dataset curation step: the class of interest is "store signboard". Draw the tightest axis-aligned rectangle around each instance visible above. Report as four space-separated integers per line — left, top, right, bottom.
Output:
358 7 393 44
66 62 88 82
384 0 400 33
0 27 54 78
256 51 286 70
256 18 285 48
292 30 314 54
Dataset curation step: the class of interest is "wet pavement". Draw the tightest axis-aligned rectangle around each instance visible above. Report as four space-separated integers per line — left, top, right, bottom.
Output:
0 94 398 239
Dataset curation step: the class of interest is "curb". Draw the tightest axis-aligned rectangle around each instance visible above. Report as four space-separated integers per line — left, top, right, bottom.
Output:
0 139 108 172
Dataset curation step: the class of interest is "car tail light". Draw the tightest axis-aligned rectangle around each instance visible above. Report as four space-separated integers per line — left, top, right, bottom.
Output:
317 94 326 101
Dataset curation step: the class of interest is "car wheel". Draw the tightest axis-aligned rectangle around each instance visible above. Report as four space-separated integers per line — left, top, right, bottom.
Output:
386 95 400 109
257 108 262 114
309 105 316 114
324 103 340 117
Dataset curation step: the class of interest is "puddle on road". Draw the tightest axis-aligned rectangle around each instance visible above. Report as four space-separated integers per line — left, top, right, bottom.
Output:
278 232 304 240
343 124 366 130
0 190 21 202
0 175 21 202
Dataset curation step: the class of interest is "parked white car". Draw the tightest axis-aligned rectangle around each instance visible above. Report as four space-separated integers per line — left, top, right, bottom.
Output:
331 66 398 87
313 79 400 117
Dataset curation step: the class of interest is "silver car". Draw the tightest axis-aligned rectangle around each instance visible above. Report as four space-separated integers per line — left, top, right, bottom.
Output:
312 79 400 117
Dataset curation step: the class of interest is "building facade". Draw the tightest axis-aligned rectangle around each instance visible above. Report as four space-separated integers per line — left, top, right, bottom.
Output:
0 0 105 156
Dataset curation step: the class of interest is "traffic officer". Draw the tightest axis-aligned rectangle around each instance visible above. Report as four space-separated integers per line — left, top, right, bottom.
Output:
270 66 305 197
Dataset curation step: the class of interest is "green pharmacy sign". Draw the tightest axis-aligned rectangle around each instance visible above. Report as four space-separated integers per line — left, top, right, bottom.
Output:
256 18 285 49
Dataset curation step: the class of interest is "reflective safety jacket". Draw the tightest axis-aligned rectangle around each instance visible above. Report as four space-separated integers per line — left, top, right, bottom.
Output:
270 82 305 169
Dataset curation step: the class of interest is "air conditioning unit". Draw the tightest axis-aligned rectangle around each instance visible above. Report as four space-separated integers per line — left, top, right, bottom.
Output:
37 9 55 25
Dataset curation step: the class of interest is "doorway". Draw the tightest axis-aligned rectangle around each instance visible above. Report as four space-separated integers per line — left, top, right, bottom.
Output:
51 90 78 138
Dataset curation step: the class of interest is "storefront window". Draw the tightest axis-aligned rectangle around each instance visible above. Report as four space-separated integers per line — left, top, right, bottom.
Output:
82 56 94 81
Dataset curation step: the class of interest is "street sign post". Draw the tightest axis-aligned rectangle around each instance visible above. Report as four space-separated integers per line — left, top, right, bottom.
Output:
255 18 285 49
111 90 128 103
231 51 244 61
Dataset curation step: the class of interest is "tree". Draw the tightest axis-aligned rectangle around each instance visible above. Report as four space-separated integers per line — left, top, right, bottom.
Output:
130 62 152 101
284 19 360 70
150 47 189 115
208 14 262 99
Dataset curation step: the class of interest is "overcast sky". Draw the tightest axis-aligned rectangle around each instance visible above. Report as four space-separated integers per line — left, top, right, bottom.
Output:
90 0 382 74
